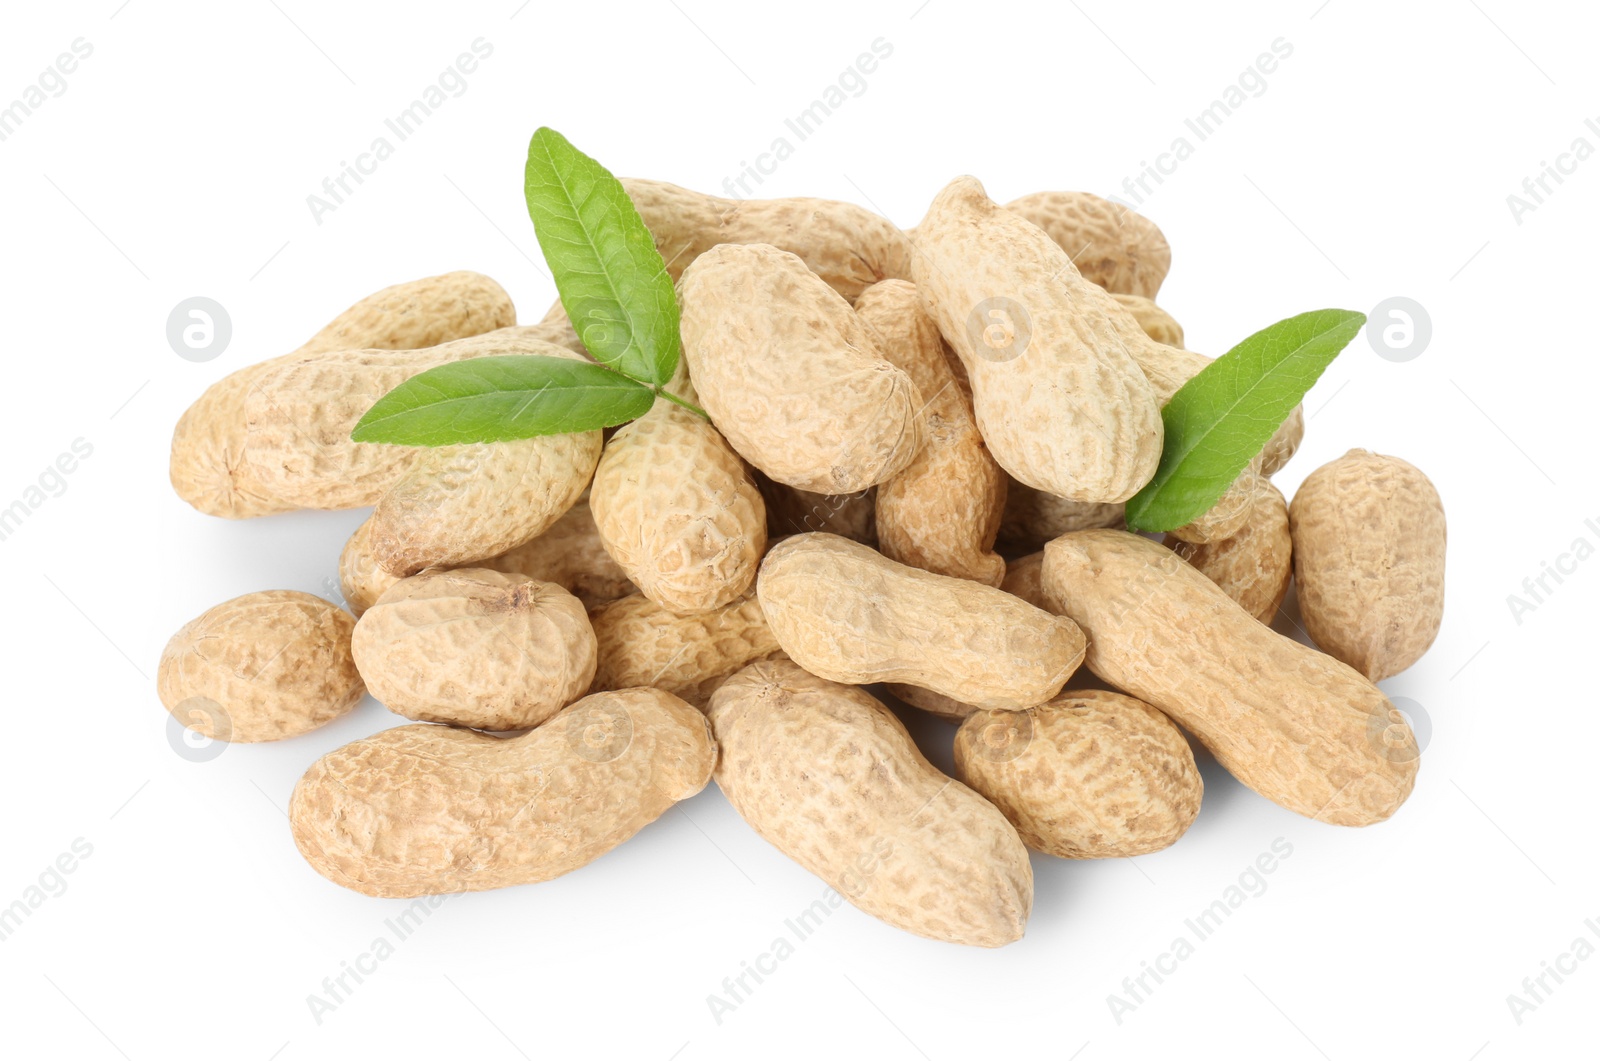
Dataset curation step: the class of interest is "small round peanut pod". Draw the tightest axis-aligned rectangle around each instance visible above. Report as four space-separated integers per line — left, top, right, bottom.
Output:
954 689 1202 859
1289 449 1446 681
158 591 364 742
1111 293 1185 348
351 568 597 731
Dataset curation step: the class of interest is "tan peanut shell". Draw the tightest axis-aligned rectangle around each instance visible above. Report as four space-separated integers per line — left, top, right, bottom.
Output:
339 517 401 617
709 661 1032 947
158 591 364 742
1004 190 1172 299
758 477 877 545
1167 480 1292 624
913 176 1162 503
758 533 1084 710
1041 530 1419 826
589 592 784 707
290 688 715 898
170 271 516 519
856 279 1006 586
679 243 925 494
1289 450 1446 681
1111 293 1185 348
622 177 913 301
590 379 767 615
954 689 1202 858
351 569 597 731
242 328 586 510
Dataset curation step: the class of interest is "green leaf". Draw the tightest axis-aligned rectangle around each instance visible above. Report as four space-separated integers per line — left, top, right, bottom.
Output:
524 127 680 386
1124 309 1366 532
350 356 656 446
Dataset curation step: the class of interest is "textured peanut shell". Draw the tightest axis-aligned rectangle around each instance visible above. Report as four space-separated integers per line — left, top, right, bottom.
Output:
955 689 1202 858
338 518 401 618
758 533 1083 710
158 591 363 742
679 244 925 494
1167 466 1263 545
170 272 516 519
351 569 597 731
589 592 785 708
856 279 1006 586
1004 190 1172 299
590 380 766 615
758 477 877 545
913 176 1162 503
1041 530 1418 826
709 661 1032 947
290 688 715 897
368 398 602 576
1111 294 1185 348
1289 450 1446 681
1167 481 1292 624
623 178 913 301
243 329 581 510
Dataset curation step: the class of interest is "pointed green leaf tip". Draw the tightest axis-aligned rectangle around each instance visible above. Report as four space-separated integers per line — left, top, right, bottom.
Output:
1124 309 1367 532
350 355 655 446
524 127 681 387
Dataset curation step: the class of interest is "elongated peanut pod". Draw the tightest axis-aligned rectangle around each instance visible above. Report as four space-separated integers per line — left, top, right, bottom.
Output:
856 280 1006 586
1042 529 1418 827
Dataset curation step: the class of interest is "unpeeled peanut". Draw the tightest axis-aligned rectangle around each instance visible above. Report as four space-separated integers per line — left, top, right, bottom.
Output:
1289 450 1446 681
290 688 715 897
588 591 784 707
758 533 1083 710
1004 190 1172 299
709 661 1032 947
1112 293 1185 348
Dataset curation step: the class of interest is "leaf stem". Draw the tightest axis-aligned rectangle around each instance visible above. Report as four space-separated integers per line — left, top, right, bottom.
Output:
654 386 710 420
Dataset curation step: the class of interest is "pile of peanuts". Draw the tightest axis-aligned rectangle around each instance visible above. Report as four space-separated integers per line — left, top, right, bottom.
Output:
160 175 1445 947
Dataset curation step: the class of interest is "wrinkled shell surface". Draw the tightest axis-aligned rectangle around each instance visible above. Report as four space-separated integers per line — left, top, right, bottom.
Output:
913 176 1162 503
1001 551 1051 611
758 477 877 545
1004 190 1172 299
1042 530 1418 826
1168 480 1292 624
1289 450 1446 681
243 328 574 510
351 569 597 731
590 383 766 615
339 517 401 618
857 279 1006 586
758 533 1084 710
158 591 363 742
623 178 913 301
589 592 784 707
955 689 1202 858
709 661 1032 947
1112 293 1185 347
679 243 925 494
290 688 715 898
170 271 516 519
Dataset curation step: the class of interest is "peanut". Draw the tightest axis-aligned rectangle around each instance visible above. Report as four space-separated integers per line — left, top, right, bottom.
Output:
170 271 516 519
1166 480 1292 624
679 243 925 494
589 377 767 615
588 591 784 707
158 591 363 742
242 328 590 510
290 688 715 897
954 689 1202 858
1004 190 1172 299
1289 450 1446 681
758 533 1084 710
1111 293 1185 348
856 279 1007 586
913 176 1163 503
709 660 1032 947
351 569 596 731
622 177 913 301
1042 529 1419 826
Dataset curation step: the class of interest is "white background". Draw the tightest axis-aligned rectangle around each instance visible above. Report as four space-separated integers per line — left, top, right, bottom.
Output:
1 1 1594 1058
